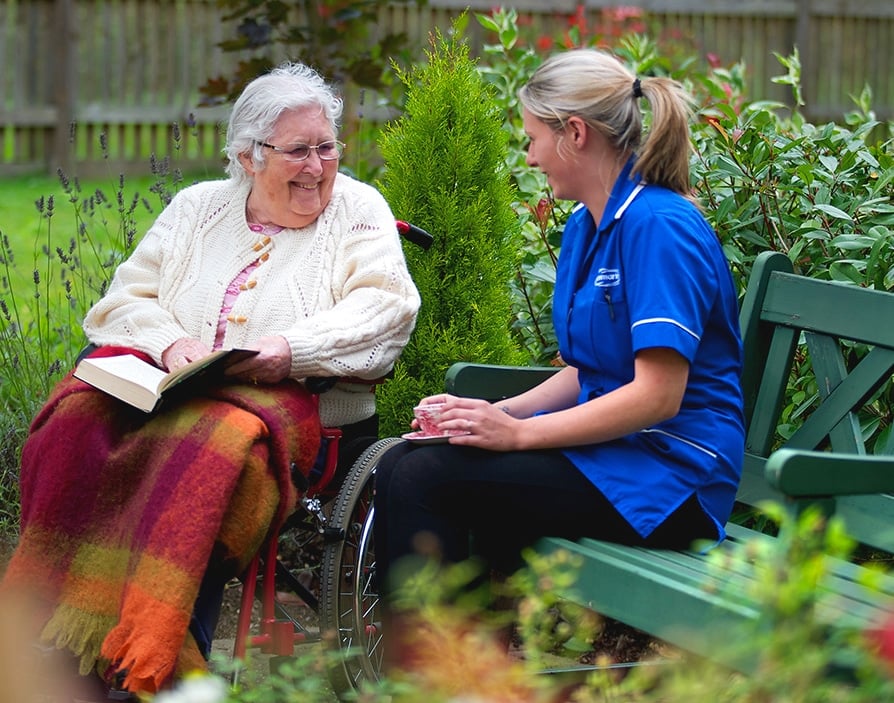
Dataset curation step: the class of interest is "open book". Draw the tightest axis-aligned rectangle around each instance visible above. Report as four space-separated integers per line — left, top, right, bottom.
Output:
74 348 259 413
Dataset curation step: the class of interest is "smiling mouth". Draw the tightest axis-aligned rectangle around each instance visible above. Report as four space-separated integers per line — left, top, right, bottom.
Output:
293 182 319 191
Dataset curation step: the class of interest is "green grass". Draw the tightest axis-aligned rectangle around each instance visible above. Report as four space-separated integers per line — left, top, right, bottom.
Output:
1 170 203 285
1 167 217 330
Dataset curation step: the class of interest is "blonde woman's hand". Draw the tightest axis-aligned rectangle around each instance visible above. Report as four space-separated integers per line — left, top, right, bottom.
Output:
436 395 522 451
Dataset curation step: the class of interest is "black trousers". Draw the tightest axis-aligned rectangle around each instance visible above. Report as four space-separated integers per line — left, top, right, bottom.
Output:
373 441 717 592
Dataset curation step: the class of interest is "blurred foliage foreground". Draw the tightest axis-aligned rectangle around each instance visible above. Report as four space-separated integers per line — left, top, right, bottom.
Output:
2 505 889 701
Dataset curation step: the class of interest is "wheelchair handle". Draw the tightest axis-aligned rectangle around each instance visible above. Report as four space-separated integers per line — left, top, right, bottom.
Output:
396 220 433 250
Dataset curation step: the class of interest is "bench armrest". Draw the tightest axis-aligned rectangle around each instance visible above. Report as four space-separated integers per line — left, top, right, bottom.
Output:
444 362 560 401
765 447 894 497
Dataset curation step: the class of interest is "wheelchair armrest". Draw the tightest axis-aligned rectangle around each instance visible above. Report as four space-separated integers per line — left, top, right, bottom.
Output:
444 362 560 401
77 343 99 364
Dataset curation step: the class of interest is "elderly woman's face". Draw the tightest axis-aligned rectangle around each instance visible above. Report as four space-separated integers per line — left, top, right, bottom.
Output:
241 106 339 229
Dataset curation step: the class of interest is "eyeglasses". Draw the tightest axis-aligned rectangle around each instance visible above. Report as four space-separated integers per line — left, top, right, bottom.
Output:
257 140 345 162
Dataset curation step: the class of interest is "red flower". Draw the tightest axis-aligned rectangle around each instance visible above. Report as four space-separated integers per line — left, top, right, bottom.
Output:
567 4 587 33
534 198 552 228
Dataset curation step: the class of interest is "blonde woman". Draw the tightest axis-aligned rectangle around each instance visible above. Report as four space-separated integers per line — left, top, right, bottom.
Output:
375 50 744 668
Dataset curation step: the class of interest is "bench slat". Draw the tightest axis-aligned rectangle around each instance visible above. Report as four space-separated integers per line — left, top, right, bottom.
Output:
445 363 559 401
537 533 893 672
744 324 797 456
786 345 894 451
763 273 894 349
537 536 762 671
804 332 863 454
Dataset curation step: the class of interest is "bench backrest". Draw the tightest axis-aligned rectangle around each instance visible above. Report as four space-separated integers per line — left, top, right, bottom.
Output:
737 251 894 552
446 250 894 552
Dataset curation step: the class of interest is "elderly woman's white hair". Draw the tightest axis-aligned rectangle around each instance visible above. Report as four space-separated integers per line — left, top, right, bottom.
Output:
224 61 344 184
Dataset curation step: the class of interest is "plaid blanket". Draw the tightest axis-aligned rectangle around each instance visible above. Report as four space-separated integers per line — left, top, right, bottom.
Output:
1 347 321 693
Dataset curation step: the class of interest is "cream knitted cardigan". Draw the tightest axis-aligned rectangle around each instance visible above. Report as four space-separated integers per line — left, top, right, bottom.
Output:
83 174 420 427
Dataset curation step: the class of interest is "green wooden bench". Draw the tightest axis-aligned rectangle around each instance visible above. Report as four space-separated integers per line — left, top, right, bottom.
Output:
444 250 894 674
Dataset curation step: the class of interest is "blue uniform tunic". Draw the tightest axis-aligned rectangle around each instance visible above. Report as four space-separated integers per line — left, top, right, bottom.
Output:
553 157 745 540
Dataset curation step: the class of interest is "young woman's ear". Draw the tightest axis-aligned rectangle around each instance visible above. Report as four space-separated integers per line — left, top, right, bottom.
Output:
567 116 588 148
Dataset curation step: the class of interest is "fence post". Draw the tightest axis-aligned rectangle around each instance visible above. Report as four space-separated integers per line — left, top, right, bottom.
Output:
51 0 75 175
794 0 813 115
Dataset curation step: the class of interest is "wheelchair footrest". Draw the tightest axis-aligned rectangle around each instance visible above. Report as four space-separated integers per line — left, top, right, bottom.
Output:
248 619 320 656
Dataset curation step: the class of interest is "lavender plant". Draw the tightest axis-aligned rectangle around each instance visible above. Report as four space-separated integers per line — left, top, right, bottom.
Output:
0 131 188 536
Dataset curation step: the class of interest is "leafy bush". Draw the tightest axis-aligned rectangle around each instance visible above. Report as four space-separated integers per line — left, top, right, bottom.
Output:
475 7 894 453
198 0 420 104
476 7 894 340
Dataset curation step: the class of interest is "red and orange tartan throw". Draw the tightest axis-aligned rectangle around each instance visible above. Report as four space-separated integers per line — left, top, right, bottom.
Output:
0 347 321 694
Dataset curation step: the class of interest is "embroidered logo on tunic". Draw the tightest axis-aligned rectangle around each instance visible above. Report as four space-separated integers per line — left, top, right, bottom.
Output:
594 268 620 287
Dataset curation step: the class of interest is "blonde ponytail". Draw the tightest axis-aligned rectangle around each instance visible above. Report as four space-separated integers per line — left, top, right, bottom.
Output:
519 49 694 197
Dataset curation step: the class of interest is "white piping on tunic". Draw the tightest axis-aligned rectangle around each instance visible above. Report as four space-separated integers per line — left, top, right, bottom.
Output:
613 182 646 220
638 428 718 458
631 317 701 341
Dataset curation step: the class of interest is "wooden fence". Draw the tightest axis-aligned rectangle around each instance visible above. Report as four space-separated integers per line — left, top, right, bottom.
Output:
2 0 893 178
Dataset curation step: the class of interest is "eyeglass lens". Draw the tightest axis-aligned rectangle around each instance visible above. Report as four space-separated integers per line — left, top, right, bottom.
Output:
283 141 342 161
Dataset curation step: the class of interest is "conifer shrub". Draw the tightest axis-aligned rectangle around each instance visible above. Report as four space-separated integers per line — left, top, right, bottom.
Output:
375 23 526 437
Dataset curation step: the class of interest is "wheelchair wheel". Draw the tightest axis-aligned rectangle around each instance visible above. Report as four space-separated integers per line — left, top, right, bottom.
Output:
318 436 401 696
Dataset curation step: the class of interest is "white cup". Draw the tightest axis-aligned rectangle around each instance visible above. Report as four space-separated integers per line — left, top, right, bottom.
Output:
413 402 447 435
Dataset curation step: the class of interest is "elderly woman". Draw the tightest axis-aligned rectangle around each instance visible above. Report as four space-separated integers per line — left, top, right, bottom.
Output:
1 62 419 698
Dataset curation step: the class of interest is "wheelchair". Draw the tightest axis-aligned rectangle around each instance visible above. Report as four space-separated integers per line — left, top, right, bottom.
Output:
232 221 431 696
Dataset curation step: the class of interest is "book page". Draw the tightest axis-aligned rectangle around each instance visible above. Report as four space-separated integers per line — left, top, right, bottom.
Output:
74 348 259 412
81 354 168 394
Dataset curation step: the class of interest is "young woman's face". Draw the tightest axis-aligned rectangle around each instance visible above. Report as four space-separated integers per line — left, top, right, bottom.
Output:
523 107 577 202
241 106 339 229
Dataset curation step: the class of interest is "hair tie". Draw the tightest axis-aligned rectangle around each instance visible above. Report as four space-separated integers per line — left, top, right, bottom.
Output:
632 78 643 99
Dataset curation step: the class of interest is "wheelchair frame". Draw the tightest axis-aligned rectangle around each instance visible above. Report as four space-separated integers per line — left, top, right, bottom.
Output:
232 221 431 696
233 435 399 694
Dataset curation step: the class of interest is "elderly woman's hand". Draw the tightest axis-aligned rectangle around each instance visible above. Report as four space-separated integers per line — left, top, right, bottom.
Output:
225 335 292 384
162 338 213 371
